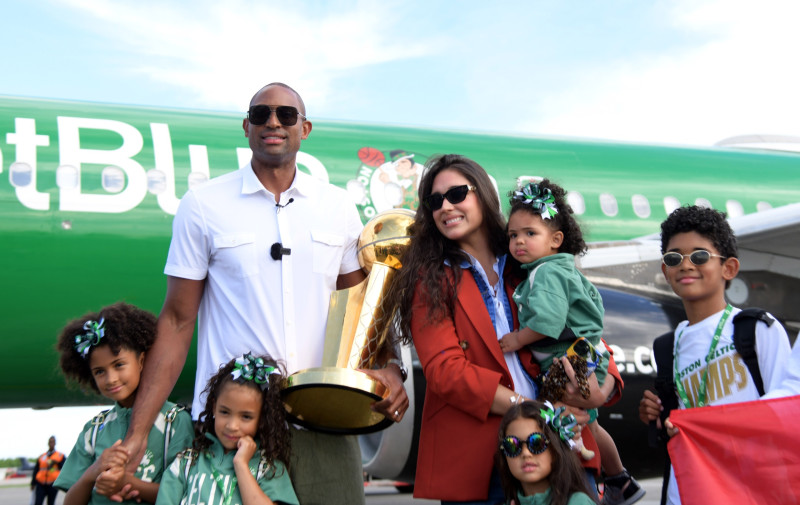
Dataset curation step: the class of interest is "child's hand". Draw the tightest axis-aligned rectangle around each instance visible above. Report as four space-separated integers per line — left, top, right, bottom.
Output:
95 464 126 497
499 331 522 353
233 436 257 467
109 483 140 503
97 440 129 471
639 390 663 426
664 417 679 438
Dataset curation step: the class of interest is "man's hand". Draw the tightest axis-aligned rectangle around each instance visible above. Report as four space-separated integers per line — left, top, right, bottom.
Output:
639 389 663 427
361 365 409 423
119 435 147 476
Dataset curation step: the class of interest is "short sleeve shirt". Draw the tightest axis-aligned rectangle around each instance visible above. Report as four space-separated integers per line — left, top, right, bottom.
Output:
164 166 363 415
156 434 298 505
55 402 194 504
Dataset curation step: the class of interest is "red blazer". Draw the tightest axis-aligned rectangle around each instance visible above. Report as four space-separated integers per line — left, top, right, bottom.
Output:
411 266 622 501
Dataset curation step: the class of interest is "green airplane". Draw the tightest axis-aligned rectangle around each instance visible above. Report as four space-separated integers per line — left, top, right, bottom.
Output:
2 95 799 480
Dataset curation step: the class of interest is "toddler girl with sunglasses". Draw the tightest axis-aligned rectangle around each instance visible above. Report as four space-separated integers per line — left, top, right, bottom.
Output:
155 353 298 505
498 180 644 505
496 400 597 505
54 302 194 505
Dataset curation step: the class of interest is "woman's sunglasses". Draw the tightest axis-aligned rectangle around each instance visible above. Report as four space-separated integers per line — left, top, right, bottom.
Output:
247 105 306 126
423 185 476 211
499 432 549 457
662 250 727 268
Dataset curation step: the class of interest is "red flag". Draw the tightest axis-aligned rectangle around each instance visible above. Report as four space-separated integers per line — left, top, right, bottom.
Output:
668 395 800 504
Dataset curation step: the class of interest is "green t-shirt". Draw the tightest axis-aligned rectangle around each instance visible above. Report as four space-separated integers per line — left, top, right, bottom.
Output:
516 487 596 504
513 253 608 385
54 401 194 504
156 433 298 505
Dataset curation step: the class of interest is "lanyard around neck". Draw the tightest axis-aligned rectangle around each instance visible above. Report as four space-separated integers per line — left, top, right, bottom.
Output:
674 304 733 409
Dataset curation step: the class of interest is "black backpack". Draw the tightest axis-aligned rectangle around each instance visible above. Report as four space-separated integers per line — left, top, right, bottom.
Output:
649 308 775 505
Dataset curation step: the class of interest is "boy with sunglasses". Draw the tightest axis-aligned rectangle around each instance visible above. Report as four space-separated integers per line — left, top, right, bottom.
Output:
639 205 792 505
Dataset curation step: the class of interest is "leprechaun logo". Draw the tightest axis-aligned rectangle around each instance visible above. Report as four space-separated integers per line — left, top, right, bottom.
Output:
346 148 428 221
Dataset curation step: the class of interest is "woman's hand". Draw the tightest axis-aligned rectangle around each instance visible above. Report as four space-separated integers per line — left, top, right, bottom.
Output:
558 356 615 409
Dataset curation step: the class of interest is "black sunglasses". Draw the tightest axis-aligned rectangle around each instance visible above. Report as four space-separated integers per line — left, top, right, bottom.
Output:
662 250 726 268
247 105 306 126
500 432 549 457
423 185 476 211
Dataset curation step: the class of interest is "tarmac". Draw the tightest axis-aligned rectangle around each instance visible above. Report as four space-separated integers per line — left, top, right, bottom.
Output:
1 475 663 504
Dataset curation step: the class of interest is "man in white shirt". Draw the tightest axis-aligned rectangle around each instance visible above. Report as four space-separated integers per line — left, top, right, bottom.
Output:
120 83 409 505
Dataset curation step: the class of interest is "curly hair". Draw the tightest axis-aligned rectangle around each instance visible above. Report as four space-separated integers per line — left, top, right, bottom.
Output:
193 355 292 471
495 401 597 505
660 205 738 289
508 179 586 256
660 205 738 258
381 154 519 345
56 302 156 394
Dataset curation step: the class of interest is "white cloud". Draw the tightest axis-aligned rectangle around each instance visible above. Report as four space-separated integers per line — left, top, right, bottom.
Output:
523 0 800 145
56 0 437 111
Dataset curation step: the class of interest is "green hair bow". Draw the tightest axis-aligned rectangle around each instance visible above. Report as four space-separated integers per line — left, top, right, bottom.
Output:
74 318 106 359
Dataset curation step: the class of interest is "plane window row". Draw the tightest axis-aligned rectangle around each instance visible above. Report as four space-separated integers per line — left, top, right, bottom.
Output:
566 191 772 219
8 162 209 194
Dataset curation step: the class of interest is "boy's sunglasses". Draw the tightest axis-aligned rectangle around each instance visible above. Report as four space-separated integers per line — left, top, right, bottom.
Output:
423 185 476 211
500 432 549 457
247 105 306 126
662 250 726 268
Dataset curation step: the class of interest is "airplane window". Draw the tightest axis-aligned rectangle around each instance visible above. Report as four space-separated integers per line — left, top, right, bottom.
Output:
102 166 126 193
567 191 585 215
56 165 79 190
146 169 167 195
695 198 711 208
631 194 650 218
8 161 33 188
756 201 772 212
599 193 618 217
188 172 209 190
663 196 680 215
726 200 744 218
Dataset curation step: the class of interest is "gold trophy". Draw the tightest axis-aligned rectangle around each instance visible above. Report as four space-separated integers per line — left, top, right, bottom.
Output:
282 208 414 434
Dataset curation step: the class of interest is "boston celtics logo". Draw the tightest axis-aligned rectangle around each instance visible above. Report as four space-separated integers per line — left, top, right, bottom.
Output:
346 148 428 221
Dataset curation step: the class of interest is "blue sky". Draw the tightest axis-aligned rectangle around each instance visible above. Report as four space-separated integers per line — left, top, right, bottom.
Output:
4 0 800 146
2 0 800 460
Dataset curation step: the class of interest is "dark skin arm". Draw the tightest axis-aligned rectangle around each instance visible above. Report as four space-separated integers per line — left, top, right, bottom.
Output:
119 276 204 476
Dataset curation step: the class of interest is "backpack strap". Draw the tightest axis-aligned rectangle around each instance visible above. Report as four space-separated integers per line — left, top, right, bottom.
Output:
90 409 111 454
256 449 271 480
732 308 774 397
162 404 186 465
651 330 676 505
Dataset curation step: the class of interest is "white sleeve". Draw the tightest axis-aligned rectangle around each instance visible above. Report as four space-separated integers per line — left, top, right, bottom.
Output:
763 332 800 399
338 197 363 276
755 315 793 397
164 190 210 280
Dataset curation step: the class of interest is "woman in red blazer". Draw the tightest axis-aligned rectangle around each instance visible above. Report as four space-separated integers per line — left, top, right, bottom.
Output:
384 154 621 504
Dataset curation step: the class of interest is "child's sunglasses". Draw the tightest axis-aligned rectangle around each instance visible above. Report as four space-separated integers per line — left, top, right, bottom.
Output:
662 250 726 268
423 185 476 211
247 105 306 126
500 432 549 457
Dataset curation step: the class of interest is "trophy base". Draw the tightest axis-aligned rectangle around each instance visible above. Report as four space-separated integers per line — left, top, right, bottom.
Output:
282 367 393 435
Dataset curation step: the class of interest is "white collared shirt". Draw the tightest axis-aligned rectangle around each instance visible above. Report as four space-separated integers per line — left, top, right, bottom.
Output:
165 164 363 415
